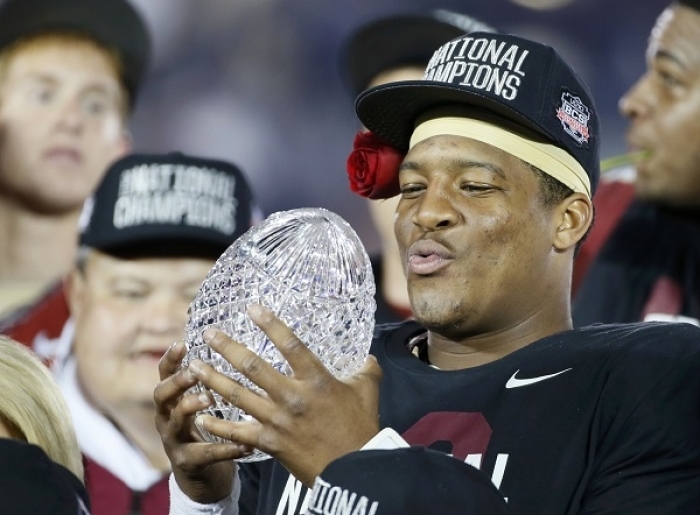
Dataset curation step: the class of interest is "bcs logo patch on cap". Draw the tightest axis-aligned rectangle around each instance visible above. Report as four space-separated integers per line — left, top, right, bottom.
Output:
556 91 590 146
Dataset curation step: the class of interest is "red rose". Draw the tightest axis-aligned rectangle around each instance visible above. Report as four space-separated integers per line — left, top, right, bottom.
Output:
346 131 404 199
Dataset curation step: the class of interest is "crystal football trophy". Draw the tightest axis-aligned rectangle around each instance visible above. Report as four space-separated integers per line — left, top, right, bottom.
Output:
183 207 376 461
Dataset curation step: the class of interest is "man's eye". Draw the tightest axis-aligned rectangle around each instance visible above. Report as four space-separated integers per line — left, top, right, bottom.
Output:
29 87 54 104
400 184 424 197
113 289 147 299
82 95 110 115
461 183 494 192
656 69 684 89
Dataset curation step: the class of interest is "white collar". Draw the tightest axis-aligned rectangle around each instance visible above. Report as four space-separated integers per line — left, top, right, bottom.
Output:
57 355 166 491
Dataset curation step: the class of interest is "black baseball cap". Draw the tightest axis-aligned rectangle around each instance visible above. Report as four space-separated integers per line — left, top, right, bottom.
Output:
78 152 260 260
356 31 600 195
0 439 91 514
0 0 151 106
307 447 510 515
341 9 496 97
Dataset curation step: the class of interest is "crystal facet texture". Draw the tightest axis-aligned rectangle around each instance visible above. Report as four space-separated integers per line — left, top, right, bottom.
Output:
183 207 376 461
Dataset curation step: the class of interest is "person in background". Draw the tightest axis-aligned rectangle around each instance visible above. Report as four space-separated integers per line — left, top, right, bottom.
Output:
573 0 700 326
0 0 151 322
0 335 83 481
58 152 260 514
338 9 495 324
156 31 700 515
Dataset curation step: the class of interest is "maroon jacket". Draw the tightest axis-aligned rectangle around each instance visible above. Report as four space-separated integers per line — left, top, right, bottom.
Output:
0 280 70 352
85 458 169 515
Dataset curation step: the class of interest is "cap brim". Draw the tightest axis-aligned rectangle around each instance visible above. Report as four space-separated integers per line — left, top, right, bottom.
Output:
342 16 467 96
84 228 233 261
356 80 550 152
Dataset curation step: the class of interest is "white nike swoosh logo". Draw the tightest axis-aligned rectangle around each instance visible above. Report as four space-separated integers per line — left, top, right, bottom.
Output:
505 368 573 389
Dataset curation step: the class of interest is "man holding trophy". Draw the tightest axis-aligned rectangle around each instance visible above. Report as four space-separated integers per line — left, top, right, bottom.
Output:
155 31 700 514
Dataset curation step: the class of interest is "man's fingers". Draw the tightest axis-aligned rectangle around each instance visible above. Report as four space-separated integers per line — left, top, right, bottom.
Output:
154 365 199 417
343 354 383 403
188 358 273 421
166 389 214 440
246 304 327 378
194 415 266 453
351 355 383 388
169 441 249 472
200 326 299 403
159 341 186 381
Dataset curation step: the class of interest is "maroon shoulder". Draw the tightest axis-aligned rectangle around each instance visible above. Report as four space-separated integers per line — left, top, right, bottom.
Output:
84 457 132 514
84 457 169 515
0 281 70 347
572 181 636 296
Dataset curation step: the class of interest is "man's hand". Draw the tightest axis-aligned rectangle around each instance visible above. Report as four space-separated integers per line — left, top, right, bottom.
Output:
154 341 251 503
188 303 383 487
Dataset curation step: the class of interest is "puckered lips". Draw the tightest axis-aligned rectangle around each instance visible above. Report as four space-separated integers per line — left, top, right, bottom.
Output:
43 145 83 167
407 239 453 276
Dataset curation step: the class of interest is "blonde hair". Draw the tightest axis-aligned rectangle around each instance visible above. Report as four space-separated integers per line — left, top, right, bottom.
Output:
0 31 129 119
0 337 84 481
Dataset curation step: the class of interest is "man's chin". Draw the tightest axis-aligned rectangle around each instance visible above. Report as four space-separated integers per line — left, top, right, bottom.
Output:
412 306 466 338
634 181 664 203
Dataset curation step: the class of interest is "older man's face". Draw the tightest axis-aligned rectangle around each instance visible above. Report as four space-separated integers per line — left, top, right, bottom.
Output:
68 250 212 417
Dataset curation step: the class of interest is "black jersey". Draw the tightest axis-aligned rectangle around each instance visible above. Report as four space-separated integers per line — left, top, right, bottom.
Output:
238 320 700 514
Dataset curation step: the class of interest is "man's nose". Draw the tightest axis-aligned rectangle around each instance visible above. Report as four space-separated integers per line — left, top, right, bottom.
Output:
619 73 656 120
55 97 85 133
411 185 459 231
140 294 186 334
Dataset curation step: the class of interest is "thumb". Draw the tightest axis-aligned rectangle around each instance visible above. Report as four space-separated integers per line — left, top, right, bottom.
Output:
349 354 383 391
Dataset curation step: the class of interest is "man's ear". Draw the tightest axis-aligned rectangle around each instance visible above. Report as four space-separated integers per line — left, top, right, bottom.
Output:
552 193 593 252
64 267 87 318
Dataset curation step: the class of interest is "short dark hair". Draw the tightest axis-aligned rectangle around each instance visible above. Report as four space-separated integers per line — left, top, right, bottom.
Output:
524 161 574 207
524 161 594 253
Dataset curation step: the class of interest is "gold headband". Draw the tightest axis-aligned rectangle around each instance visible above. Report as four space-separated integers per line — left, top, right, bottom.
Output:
409 115 591 199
